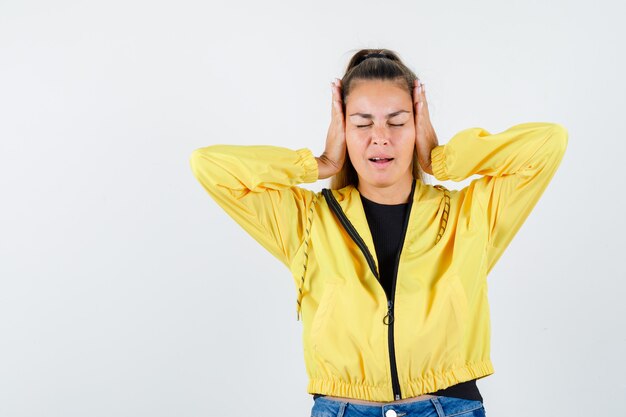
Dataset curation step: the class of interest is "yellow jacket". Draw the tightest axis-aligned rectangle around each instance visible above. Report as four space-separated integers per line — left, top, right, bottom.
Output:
189 122 568 402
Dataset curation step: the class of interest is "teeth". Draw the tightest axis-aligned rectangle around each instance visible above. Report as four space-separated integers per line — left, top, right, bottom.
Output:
371 158 392 161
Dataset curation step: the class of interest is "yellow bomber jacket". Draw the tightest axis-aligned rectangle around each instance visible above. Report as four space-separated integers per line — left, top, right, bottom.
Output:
189 122 568 402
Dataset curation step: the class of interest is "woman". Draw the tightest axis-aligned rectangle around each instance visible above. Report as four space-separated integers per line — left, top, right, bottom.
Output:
190 48 568 417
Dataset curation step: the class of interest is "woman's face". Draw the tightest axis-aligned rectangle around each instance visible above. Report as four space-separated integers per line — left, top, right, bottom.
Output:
345 79 416 192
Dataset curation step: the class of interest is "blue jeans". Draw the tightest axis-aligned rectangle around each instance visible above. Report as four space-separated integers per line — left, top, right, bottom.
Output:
311 395 486 417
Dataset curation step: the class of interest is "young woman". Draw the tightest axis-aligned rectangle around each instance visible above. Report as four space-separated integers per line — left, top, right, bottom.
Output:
190 48 568 417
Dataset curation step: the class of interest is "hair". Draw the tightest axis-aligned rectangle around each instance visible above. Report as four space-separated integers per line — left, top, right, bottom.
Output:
329 48 426 190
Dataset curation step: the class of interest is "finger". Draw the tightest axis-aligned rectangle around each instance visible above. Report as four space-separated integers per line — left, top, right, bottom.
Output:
415 80 424 105
331 83 344 123
331 81 341 114
418 81 425 107
334 80 344 115
419 83 427 112
332 79 342 99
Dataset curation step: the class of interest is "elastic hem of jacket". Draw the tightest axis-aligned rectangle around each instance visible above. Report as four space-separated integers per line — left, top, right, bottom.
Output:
430 145 448 180
296 148 319 183
306 359 494 402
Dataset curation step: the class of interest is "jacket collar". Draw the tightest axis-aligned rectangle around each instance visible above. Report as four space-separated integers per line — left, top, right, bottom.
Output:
329 178 425 270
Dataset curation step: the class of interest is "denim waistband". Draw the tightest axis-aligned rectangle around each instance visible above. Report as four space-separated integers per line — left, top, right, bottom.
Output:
311 395 485 417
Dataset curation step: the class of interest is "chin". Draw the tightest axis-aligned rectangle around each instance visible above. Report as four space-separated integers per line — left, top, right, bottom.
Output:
362 175 398 188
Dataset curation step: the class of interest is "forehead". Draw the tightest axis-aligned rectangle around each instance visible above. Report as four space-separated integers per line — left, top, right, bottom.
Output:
346 80 412 113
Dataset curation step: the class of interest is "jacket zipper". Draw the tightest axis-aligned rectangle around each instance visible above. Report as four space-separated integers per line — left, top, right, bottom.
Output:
322 189 379 279
322 178 417 401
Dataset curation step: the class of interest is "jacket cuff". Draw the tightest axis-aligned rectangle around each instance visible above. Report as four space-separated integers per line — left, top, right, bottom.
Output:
296 148 319 183
430 145 449 180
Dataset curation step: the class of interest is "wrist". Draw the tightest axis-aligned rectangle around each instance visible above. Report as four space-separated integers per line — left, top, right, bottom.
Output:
315 156 338 179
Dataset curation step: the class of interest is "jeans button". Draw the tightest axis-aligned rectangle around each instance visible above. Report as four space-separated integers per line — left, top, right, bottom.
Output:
385 409 397 417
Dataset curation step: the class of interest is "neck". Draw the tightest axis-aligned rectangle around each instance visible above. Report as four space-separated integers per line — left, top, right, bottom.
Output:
357 175 414 205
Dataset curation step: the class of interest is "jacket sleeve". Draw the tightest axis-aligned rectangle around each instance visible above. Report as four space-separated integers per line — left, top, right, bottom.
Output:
189 144 319 269
429 122 568 274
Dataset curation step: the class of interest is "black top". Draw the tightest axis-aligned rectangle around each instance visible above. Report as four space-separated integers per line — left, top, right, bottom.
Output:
312 193 483 403
360 193 410 300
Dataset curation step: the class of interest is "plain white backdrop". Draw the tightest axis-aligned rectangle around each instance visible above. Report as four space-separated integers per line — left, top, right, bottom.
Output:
1 0 624 416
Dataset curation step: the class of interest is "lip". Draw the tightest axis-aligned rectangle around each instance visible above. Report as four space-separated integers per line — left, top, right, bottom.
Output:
369 158 394 169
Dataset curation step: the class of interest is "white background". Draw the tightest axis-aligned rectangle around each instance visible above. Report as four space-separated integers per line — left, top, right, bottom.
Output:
1 1 624 416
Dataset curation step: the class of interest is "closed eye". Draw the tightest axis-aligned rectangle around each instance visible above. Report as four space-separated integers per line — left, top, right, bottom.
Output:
356 124 405 128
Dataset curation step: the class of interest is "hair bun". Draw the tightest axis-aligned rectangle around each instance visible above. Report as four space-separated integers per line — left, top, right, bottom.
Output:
363 53 388 60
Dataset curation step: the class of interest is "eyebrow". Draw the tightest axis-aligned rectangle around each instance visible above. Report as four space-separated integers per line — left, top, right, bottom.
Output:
348 110 410 119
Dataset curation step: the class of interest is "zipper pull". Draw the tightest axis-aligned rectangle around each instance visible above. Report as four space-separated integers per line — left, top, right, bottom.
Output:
383 299 394 325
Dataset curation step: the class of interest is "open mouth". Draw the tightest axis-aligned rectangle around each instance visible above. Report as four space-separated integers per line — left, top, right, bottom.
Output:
369 157 394 166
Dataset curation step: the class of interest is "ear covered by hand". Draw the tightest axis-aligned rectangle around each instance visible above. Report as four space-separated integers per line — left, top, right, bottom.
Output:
413 79 439 175
316 78 347 180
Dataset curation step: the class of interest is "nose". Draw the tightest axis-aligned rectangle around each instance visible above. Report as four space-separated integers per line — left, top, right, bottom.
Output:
372 125 389 145
372 129 388 145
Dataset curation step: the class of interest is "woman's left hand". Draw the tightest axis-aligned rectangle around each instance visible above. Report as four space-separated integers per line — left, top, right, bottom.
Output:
413 79 439 175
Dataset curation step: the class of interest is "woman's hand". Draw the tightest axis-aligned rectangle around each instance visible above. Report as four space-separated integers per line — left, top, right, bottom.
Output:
316 78 347 179
413 79 439 175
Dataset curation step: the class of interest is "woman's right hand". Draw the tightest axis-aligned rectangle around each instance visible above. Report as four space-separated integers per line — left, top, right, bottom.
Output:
316 78 347 179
